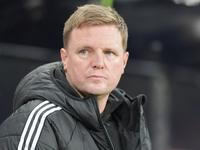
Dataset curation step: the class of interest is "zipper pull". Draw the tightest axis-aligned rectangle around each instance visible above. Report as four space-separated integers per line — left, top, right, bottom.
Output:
103 122 110 126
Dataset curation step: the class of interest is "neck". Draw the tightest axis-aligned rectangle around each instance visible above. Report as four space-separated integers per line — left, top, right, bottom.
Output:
95 94 109 114
69 83 109 114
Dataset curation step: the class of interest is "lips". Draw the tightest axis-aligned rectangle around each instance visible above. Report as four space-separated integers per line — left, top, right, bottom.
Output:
87 75 106 80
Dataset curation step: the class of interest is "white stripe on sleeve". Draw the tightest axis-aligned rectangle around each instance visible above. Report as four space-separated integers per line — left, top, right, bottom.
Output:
17 101 62 150
24 103 55 150
18 101 49 150
31 106 61 150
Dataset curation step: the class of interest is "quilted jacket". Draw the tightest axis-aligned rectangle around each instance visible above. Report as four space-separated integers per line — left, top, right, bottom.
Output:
0 61 151 150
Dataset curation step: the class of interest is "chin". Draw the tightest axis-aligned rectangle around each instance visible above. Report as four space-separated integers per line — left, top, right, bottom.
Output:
88 88 112 96
82 84 113 95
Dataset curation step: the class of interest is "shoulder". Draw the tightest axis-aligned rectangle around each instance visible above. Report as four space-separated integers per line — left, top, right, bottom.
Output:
0 100 63 150
0 100 44 135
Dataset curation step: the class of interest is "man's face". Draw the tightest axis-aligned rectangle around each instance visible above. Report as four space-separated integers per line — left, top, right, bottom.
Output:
61 25 129 97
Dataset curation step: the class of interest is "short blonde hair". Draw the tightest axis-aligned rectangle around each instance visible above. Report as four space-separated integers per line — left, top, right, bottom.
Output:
63 4 128 52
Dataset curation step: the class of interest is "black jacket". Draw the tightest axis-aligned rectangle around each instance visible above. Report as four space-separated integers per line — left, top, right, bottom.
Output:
0 61 151 150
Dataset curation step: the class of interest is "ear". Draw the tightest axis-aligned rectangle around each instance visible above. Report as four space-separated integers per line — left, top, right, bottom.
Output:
121 52 129 74
60 48 68 71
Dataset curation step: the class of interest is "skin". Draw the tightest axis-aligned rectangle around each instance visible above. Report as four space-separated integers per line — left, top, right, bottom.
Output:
61 24 129 113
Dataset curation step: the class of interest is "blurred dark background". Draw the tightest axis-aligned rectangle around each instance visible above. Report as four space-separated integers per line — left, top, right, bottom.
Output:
1 0 200 149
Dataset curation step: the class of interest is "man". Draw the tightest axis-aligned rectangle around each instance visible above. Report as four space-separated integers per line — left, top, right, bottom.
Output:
0 4 151 150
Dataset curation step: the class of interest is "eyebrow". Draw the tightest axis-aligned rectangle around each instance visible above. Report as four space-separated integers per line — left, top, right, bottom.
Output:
76 45 93 51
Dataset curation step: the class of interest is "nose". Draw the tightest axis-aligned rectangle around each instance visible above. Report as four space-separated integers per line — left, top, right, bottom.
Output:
91 51 104 69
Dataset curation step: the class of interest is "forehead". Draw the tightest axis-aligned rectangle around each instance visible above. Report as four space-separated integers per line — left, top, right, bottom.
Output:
69 25 123 49
73 24 120 36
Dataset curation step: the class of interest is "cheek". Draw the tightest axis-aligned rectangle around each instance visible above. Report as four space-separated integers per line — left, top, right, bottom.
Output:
69 61 82 74
113 60 124 73
68 58 88 80
109 62 124 79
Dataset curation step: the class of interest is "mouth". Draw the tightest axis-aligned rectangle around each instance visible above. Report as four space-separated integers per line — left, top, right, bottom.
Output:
87 75 106 80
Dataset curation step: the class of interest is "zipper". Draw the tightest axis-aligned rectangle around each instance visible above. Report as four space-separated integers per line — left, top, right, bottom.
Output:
101 121 115 150
92 97 115 150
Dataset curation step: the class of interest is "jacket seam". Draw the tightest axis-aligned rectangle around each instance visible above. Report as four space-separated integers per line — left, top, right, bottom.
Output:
48 116 78 150
0 135 20 139
62 120 78 150
36 140 57 150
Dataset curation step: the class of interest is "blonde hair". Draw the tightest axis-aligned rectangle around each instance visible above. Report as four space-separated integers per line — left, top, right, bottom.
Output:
63 4 128 51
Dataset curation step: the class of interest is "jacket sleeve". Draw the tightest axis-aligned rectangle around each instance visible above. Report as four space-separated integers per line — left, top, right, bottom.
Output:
0 100 60 150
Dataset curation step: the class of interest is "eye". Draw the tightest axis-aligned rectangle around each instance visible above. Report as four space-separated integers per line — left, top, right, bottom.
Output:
105 51 114 55
80 50 88 55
